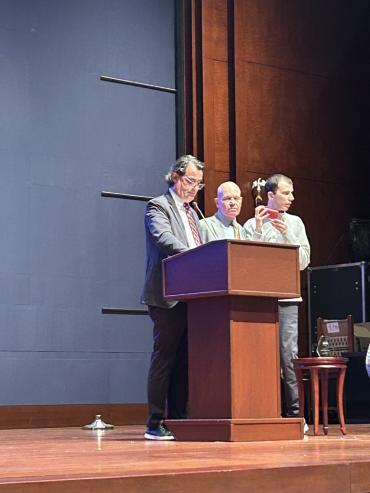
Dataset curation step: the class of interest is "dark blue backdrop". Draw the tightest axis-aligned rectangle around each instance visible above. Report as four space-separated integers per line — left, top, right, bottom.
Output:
0 0 177 404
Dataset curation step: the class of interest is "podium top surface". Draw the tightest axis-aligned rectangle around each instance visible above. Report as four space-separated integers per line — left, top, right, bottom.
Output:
163 239 300 300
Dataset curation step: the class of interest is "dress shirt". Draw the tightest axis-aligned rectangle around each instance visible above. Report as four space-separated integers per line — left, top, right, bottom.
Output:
215 211 239 239
169 188 197 249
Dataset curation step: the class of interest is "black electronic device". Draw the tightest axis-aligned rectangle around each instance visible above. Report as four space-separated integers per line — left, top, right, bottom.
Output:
349 219 370 263
308 262 370 355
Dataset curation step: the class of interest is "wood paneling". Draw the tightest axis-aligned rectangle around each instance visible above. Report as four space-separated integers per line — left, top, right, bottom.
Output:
202 0 228 62
203 59 229 172
235 61 353 184
231 320 280 417
0 403 146 429
234 0 370 78
199 0 231 183
296 179 353 267
191 0 202 157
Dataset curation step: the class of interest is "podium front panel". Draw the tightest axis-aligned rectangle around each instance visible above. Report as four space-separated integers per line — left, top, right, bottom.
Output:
163 241 229 299
230 319 280 418
187 296 281 419
228 242 300 298
163 240 300 301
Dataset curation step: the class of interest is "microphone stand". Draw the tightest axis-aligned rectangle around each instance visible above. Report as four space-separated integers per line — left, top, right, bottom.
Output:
191 202 218 241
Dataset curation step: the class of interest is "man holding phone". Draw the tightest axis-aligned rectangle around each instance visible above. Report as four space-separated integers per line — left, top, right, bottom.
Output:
244 174 310 422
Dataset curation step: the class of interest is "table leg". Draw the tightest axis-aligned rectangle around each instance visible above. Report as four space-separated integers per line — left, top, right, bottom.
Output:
295 368 305 418
321 369 329 435
311 367 320 435
337 367 347 435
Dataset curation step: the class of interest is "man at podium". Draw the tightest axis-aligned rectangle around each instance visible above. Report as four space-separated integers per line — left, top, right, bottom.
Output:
141 155 205 440
244 174 310 420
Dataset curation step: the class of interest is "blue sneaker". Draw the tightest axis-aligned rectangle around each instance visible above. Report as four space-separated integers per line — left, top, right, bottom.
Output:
144 422 175 441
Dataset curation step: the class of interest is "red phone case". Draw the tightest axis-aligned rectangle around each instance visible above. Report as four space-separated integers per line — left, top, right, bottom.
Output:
265 208 279 219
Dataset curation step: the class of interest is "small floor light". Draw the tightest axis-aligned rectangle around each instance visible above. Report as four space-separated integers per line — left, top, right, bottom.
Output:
82 414 114 430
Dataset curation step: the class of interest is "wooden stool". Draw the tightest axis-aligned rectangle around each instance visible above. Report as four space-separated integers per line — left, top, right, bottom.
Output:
293 357 348 435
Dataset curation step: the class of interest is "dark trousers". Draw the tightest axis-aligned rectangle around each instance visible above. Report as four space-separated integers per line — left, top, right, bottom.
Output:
279 302 299 417
147 302 188 427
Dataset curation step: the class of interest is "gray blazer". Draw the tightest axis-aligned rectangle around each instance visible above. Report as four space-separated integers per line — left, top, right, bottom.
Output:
141 191 202 308
199 214 248 243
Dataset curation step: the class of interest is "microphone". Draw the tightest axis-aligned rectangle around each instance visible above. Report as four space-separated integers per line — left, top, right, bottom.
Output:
191 202 218 240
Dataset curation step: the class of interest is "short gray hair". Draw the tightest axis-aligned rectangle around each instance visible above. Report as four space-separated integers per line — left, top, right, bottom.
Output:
165 155 205 185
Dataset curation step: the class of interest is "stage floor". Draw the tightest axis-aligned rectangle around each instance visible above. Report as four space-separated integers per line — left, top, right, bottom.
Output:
0 424 370 493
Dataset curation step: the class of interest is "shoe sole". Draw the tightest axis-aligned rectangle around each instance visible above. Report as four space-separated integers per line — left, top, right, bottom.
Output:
144 433 175 441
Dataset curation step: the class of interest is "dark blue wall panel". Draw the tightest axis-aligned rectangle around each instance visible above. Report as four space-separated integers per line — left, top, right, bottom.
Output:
0 0 176 404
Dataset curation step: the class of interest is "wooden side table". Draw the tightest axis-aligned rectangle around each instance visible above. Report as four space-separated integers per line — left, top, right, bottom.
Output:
293 357 348 435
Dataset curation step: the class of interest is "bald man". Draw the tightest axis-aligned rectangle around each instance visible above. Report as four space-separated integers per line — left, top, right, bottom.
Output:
199 181 248 242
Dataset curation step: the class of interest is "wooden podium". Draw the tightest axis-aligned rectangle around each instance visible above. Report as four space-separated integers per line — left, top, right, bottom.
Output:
163 240 304 441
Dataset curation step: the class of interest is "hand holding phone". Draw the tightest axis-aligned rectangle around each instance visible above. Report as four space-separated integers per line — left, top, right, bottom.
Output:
264 208 279 219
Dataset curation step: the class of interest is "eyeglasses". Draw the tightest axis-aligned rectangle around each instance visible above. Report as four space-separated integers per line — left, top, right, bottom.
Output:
180 175 205 190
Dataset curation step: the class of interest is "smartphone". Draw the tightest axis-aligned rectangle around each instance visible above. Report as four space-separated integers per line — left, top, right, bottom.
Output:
265 208 279 219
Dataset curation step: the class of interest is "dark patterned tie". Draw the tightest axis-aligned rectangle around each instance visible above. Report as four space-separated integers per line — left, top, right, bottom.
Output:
184 203 202 246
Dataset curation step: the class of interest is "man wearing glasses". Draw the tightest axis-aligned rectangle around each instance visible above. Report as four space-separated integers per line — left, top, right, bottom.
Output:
199 181 247 241
141 155 205 440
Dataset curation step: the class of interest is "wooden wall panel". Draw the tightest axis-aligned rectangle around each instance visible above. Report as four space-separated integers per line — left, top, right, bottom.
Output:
198 0 231 215
235 61 353 184
294 180 353 267
0 404 147 429
202 0 228 62
234 0 369 78
203 59 230 176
